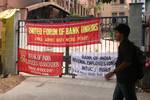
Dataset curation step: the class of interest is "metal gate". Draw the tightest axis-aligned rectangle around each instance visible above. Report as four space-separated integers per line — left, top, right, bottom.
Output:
18 16 128 77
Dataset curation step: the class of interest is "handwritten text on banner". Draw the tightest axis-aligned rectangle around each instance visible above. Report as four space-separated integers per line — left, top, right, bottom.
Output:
18 48 63 76
71 53 117 77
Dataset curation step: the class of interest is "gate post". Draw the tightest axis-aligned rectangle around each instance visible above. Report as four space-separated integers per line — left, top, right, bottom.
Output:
129 3 143 47
65 46 70 75
129 3 150 91
0 9 20 75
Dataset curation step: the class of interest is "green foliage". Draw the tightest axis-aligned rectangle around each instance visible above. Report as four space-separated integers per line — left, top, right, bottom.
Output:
68 12 80 17
95 2 103 12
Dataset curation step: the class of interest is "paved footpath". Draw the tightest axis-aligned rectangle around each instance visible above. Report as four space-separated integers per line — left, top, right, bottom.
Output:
0 76 149 100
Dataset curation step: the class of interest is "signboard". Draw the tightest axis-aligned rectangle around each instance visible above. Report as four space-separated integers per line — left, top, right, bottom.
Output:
18 48 63 76
71 52 117 78
26 18 100 47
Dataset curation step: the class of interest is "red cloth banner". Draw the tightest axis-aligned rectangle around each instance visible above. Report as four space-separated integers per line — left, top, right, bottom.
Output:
26 18 101 47
18 48 63 76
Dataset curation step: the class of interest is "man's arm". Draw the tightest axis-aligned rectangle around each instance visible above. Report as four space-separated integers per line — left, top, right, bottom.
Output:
105 61 131 80
113 61 131 74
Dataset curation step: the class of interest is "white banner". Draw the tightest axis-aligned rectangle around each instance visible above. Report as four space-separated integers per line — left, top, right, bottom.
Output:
71 52 117 78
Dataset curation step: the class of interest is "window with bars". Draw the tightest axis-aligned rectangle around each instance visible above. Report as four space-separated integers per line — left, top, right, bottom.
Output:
112 12 117 16
120 0 125 4
113 0 117 3
119 12 125 16
111 0 117 4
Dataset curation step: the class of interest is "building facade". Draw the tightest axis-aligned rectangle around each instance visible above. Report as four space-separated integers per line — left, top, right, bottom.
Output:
0 0 133 17
79 0 96 15
0 0 89 17
0 0 89 34
79 0 130 17
100 0 130 17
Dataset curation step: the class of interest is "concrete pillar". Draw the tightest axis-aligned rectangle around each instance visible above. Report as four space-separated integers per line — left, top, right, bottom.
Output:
129 3 143 48
129 3 150 91
1 10 20 75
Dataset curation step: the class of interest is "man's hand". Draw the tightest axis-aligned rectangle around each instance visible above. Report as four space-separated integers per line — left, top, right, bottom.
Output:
104 62 130 80
105 72 114 80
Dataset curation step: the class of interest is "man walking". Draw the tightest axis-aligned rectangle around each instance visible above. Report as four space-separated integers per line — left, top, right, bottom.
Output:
105 24 138 100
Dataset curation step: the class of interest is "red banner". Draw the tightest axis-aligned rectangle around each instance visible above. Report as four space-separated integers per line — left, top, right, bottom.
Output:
26 18 101 47
18 48 63 76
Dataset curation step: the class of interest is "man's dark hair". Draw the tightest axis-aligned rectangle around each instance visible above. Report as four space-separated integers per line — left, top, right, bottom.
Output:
114 23 130 38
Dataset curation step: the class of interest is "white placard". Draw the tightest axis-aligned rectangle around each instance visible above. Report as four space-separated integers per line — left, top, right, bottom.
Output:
71 52 117 78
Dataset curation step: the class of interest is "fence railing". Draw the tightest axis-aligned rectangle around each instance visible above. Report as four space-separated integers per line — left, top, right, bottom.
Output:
18 16 128 76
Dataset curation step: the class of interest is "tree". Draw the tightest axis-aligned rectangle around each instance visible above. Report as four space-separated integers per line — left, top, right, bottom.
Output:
95 2 103 12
